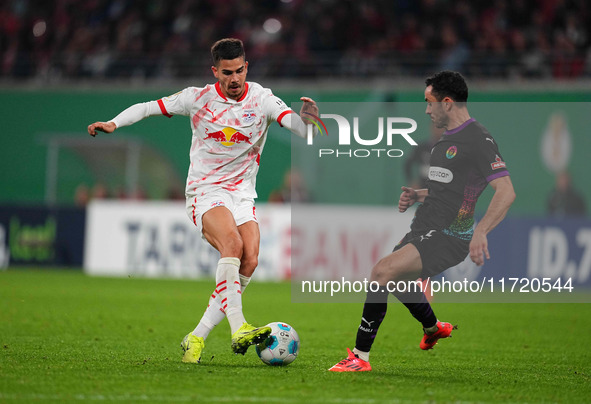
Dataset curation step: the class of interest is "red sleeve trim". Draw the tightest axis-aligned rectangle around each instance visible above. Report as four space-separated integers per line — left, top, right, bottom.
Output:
157 99 173 118
277 110 294 127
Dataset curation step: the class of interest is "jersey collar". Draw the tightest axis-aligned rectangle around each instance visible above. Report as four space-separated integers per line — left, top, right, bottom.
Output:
444 117 476 135
215 81 249 103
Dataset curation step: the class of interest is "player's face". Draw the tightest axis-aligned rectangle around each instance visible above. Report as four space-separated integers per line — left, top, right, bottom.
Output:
212 58 248 100
424 86 449 129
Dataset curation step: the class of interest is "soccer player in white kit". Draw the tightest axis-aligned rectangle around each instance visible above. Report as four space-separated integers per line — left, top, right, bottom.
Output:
87 38 318 363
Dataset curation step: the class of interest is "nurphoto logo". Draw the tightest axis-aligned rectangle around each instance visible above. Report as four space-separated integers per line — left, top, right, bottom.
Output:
303 112 418 158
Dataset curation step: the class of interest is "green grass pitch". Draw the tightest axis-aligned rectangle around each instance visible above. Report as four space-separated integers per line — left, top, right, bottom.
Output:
1 268 590 403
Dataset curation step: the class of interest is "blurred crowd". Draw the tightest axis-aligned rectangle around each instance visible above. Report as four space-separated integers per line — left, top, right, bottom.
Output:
73 182 184 206
1 0 590 81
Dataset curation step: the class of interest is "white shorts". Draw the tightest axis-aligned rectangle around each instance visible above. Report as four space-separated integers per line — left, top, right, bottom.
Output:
186 190 257 236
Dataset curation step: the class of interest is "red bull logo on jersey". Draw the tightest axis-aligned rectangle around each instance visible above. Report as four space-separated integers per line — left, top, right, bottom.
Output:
204 127 252 147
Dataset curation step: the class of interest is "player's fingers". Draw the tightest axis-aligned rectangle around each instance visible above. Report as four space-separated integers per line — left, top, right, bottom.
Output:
300 97 315 104
88 124 96 136
476 250 484 266
469 247 482 265
398 199 409 212
401 186 415 198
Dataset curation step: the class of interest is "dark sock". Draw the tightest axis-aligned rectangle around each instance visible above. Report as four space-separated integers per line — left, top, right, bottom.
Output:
392 288 437 329
355 287 389 353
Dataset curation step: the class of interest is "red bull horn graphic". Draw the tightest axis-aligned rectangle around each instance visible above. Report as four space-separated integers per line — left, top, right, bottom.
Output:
204 127 252 147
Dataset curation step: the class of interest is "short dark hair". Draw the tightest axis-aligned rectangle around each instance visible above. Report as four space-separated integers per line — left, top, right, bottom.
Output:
425 71 468 103
211 38 245 66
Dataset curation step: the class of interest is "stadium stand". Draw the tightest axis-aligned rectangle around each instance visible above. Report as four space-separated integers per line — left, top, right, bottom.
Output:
1 0 590 81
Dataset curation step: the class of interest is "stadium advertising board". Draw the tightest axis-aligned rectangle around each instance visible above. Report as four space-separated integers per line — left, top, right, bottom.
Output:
85 201 590 302
83 201 290 280
0 206 86 268
291 210 591 302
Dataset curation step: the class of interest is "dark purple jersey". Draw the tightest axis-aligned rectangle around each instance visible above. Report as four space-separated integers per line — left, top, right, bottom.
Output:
411 118 510 240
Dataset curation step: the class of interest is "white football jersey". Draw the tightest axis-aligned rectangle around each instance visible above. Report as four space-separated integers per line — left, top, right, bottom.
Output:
158 81 294 200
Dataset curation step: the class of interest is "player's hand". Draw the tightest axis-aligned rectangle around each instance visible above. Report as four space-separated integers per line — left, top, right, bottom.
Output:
88 121 116 137
469 231 490 266
398 186 417 212
299 97 318 119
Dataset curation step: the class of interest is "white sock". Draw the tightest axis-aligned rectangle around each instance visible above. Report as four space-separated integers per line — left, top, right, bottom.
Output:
353 348 370 362
192 290 226 339
239 274 251 291
215 257 245 334
192 274 252 339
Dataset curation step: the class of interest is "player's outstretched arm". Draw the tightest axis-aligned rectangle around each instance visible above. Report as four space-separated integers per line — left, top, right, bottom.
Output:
271 96 319 139
469 175 516 266
87 101 165 137
88 121 116 137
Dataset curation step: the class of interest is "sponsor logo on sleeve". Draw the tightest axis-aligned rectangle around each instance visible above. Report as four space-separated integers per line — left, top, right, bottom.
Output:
275 99 288 110
491 155 506 170
164 91 182 101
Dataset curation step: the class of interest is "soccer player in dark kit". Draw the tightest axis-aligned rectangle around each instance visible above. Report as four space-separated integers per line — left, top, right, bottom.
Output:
329 71 516 372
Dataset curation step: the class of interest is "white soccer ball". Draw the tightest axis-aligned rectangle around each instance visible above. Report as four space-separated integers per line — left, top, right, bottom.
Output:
255 322 300 366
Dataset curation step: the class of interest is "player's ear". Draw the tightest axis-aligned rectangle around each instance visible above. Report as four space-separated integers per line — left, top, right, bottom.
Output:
442 97 454 110
244 61 249 73
211 65 219 79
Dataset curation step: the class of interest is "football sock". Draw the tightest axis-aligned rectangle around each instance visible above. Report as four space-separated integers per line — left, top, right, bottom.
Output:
214 257 245 334
424 323 439 334
354 287 389 353
392 289 437 329
353 348 370 362
192 274 252 339
239 274 251 290
192 290 226 339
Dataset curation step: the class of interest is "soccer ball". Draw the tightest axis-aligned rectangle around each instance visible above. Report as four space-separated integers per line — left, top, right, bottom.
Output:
255 322 299 366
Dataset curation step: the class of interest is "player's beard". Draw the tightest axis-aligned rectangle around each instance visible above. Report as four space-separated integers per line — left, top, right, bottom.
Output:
432 114 448 129
227 82 243 98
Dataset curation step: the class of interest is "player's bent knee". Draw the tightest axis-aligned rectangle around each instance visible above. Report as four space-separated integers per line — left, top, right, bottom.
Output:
370 259 392 284
371 256 416 285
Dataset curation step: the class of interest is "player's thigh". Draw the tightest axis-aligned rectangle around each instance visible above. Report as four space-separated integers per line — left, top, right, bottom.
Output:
371 243 422 285
237 220 260 276
202 206 243 257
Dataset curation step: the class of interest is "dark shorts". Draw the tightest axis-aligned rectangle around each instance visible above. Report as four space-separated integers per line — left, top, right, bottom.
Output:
393 229 470 278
